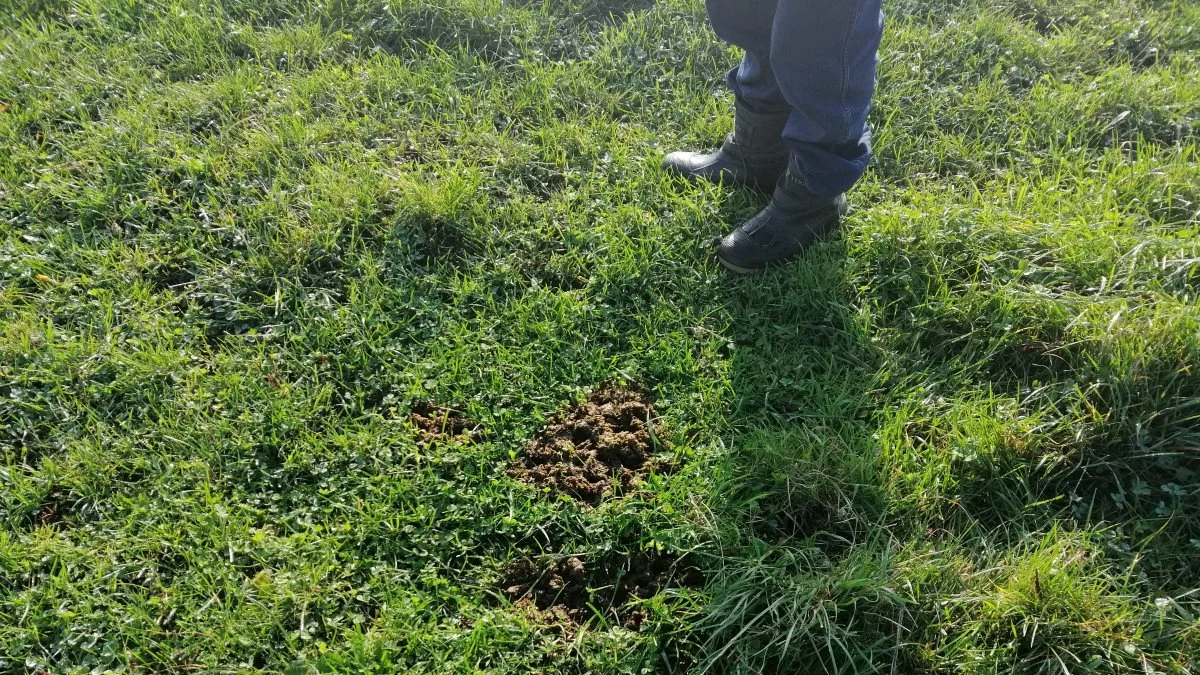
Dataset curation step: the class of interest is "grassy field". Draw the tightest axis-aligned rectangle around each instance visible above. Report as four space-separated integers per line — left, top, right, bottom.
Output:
2 0 1199 671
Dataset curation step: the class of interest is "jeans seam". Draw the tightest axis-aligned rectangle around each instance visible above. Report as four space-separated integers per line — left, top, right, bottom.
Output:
840 0 866 141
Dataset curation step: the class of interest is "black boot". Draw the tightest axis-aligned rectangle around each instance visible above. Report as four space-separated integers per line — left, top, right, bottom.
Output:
716 159 847 274
663 101 789 192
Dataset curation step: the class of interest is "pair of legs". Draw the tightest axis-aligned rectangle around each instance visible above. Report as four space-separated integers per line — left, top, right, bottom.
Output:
667 0 884 272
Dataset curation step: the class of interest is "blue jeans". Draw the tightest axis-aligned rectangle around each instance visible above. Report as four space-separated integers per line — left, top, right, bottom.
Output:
706 0 884 198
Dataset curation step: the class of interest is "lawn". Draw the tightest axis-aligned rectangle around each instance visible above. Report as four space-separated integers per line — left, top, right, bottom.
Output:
2 0 1199 672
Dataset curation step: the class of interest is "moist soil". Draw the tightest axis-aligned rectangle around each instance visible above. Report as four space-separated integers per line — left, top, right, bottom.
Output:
410 401 478 446
510 387 672 505
501 551 703 630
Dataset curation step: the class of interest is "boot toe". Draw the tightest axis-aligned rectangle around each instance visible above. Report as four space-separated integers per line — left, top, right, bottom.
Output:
662 151 708 177
716 194 845 274
661 151 686 171
717 227 776 274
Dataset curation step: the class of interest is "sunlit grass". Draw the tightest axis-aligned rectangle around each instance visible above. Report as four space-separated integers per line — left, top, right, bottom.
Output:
1 0 1197 671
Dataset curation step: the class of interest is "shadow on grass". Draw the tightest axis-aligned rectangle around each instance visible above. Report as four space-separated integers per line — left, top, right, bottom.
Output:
662 215 1200 672
668 244 900 673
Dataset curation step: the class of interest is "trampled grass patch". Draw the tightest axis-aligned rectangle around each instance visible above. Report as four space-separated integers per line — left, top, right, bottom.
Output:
1 0 1198 672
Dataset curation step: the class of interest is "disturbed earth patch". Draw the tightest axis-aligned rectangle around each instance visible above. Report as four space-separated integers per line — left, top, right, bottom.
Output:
510 387 674 505
410 401 479 446
501 550 703 631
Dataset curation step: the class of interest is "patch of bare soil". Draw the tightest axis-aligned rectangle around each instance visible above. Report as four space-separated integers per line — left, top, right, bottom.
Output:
410 401 478 446
501 551 703 630
510 387 673 505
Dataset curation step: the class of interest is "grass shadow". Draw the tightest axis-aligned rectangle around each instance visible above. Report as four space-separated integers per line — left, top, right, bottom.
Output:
657 192 1200 672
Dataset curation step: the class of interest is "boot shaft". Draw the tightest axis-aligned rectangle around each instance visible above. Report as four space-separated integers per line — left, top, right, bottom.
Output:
726 100 789 164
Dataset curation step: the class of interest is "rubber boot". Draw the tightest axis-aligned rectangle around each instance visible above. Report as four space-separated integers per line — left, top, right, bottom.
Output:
716 156 847 274
663 101 789 192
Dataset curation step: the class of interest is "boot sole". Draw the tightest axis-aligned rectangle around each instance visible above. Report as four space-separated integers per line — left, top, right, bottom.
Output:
667 171 770 194
662 161 782 195
716 255 764 275
679 172 777 195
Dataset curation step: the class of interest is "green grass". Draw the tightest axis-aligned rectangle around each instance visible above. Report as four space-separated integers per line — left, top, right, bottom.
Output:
2 0 1199 671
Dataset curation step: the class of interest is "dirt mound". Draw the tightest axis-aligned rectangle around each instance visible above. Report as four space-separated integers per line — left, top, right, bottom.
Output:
501 551 702 630
510 387 672 505
410 401 477 446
